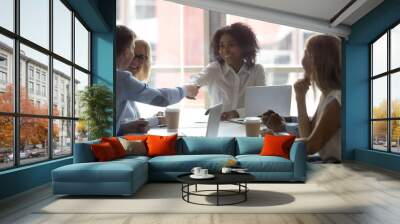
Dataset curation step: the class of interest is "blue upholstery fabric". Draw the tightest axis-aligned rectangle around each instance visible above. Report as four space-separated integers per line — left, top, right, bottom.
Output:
52 158 148 195
73 140 100 163
178 137 236 155
289 141 307 181
149 154 235 172
236 155 293 172
235 137 263 155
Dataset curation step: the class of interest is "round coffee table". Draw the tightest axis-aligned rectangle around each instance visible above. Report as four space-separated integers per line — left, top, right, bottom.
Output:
177 173 255 206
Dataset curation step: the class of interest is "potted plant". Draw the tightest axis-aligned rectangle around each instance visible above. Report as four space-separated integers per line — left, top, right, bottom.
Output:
79 84 113 140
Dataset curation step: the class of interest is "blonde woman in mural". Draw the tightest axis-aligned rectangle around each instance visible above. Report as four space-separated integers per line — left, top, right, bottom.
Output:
128 39 152 83
127 39 168 127
116 26 199 135
295 34 342 163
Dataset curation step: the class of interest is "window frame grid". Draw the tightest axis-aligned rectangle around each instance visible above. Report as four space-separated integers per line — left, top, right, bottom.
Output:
0 0 92 171
369 19 400 154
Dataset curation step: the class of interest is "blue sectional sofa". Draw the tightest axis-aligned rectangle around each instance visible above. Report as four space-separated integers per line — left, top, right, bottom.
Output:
52 137 307 196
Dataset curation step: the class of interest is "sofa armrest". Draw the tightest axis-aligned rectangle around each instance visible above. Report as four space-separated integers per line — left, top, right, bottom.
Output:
289 140 307 181
73 140 100 163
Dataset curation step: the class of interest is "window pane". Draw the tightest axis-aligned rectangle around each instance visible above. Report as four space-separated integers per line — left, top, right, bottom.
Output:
372 77 387 119
74 69 89 118
226 15 317 66
53 0 72 60
53 59 72 117
392 120 400 153
372 121 388 151
75 120 88 143
20 0 49 49
0 0 14 31
392 72 400 118
0 34 14 112
123 0 182 66
0 116 13 170
372 33 387 76
20 44 49 115
53 119 72 158
391 24 400 70
183 7 204 66
20 117 49 165
74 18 89 70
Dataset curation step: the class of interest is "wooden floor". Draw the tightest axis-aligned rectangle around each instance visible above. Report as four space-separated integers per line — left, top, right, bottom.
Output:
1 162 400 224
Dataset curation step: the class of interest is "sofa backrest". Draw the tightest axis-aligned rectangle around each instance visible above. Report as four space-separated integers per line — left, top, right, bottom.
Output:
177 137 236 155
73 137 264 161
235 137 263 155
74 140 100 163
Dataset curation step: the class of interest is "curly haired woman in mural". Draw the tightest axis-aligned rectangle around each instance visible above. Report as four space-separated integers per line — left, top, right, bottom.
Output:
295 34 342 163
190 22 266 120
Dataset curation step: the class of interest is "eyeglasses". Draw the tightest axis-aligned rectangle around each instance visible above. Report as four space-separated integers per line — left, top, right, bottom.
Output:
134 54 148 62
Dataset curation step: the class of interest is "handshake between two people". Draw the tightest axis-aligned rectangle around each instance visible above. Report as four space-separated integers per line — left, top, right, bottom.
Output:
183 84 201 100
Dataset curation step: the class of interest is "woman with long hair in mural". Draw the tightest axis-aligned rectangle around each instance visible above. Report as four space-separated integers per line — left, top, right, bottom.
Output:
295 34 342 163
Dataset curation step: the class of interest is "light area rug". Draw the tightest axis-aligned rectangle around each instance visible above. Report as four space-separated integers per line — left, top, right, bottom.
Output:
38 183 362 214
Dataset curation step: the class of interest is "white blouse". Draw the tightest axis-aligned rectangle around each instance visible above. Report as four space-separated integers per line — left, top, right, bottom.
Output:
314 90 342 162
191 62 266 116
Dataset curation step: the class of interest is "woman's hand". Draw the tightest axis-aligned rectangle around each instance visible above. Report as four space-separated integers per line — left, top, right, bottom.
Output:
294 78 311 100
220 110 239 121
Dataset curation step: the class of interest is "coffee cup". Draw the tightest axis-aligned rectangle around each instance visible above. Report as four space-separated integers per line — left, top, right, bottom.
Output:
221 167 232 174
191 167 202 176
200 169 208 176
244 117 261 137
165 108 180 130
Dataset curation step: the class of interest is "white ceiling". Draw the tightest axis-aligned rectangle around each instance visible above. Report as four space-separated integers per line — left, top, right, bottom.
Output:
167 0 384 37
226 0 352 24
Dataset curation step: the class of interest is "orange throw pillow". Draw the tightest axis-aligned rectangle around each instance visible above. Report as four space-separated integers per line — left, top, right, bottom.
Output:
101 137 126 158
260 134 296 159
91 142 117 162
146 134 177 157
124 135 148 141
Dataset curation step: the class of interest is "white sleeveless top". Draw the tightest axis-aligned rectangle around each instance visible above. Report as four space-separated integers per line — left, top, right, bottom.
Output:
314 90 341 162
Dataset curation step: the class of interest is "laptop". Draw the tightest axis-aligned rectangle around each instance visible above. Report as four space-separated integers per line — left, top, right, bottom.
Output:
245 85 292 117
230 85 292 123
180 103 223 137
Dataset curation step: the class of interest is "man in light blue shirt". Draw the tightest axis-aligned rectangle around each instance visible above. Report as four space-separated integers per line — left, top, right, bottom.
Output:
116 25 199 135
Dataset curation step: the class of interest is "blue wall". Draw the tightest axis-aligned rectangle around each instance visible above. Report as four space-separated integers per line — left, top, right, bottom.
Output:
344 0 400 170
91 0 116 135
0 0 116 200
0 158 72 199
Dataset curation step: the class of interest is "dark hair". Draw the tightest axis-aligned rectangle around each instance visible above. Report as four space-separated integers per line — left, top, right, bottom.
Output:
211 22 259 68
116 25 136 57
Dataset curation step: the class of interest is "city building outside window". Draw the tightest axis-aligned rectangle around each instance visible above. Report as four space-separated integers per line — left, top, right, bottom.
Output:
28 81 34 94
0 71 7 86
28 67 34 80
0 0 91 170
